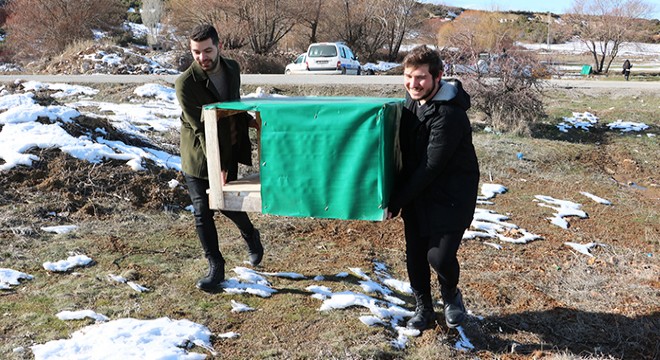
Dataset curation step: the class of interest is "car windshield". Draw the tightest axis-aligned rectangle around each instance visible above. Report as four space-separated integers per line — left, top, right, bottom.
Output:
308 45 337 58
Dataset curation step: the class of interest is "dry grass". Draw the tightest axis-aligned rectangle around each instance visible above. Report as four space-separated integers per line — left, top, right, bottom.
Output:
0 83 658 360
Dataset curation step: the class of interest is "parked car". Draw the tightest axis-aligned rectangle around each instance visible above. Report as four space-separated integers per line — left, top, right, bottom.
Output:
284 53 308 74
305 42 361 75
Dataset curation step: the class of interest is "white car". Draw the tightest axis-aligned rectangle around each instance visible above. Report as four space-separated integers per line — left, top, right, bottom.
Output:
305 42 361 75
284 53 308 74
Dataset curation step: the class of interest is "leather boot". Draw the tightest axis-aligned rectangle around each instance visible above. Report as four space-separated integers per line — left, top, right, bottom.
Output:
406 290 436 330
441 287 466 328
244 229 263 266
196 257 225 292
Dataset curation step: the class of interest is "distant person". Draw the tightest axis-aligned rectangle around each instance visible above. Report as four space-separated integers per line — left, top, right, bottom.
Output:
622 59 632 81
175 24 263 292
387 45 480 330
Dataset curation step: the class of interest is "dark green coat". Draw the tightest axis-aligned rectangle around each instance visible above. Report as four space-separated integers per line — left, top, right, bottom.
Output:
175 56 252 179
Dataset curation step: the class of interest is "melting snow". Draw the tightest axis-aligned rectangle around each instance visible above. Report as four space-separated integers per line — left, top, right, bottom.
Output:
43 255 94 272
31 317 213 360
0 268 34 289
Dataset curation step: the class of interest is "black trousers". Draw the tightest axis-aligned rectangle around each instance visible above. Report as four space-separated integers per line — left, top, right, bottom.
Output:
404 217 463 295
184 161 254 261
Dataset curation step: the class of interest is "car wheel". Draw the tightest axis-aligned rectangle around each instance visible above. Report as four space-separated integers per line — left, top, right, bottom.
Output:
285 69 291 75
357 67 361 75
341 67 346 75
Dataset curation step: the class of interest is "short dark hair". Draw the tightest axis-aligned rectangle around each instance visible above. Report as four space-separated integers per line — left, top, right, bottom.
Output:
403 45 443 79
189 24 219 45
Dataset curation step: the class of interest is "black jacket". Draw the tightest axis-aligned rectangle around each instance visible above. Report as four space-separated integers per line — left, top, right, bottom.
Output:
390 79 480 235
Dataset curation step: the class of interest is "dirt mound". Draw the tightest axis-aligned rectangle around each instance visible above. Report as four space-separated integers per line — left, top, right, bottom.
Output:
0 148 188 218
25 43 184 75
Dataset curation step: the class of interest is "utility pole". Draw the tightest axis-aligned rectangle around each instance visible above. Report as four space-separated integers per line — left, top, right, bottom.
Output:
547 11 551 51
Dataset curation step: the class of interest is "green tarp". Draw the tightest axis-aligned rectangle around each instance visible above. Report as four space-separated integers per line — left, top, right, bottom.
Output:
580 65 592 75
204 97 403 221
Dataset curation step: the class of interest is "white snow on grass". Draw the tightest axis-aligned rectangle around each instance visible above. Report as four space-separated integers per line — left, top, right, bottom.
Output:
557 112 599 132
0 81 182 172
535 195 588 229
41 225 78 234
218 332 240 339
564 242 607 257
309 262 432 350
43 255 93 272
56 310 109 323
107 273 151 293
134 83 177 102
580 192 612 205
257 271 306 279
31 317 214 360
230 300 255 313
465 206 542 245
606 120 650 132
479 183 508 200
0 268 34 290
555 111 650 134
127 281 151 293
222 267 277 298
21 81 99 98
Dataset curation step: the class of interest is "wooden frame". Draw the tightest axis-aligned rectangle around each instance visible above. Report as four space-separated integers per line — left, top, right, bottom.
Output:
202 108 262 212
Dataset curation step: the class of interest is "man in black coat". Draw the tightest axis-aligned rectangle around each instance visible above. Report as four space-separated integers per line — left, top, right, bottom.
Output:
622 59 632 81
388 45 480 330
175 24 263 292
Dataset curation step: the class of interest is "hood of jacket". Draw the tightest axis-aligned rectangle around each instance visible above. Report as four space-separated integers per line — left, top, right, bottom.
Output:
428 79 471 111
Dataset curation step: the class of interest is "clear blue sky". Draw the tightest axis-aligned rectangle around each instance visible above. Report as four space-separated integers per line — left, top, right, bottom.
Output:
422 0 659 18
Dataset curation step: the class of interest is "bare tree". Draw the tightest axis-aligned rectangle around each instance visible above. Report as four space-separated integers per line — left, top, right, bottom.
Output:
142 0 164 48
5 0 124 59
438 11 546 134
380 0 419 61
291 0 325 44
166 0 247 50
322 0 387 60
234 0 297 54
564 0 654 74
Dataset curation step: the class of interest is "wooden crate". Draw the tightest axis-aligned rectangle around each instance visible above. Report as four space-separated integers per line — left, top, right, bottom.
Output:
202 97 403 221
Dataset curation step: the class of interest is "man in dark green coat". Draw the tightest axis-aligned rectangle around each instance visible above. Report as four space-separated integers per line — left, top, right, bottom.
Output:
175 24 263 292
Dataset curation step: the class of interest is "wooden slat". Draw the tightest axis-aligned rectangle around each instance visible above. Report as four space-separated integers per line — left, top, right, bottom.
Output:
222 191 262 212
203 108 224 209
223 173 260 192
204 108 263 212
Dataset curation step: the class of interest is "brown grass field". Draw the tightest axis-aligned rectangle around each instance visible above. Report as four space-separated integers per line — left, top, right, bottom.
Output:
0 81 658 359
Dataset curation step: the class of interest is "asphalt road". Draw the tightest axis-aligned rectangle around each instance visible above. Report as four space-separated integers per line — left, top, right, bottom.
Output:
0 74 659 90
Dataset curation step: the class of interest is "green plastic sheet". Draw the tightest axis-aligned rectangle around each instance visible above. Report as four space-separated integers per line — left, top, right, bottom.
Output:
205 97 403 221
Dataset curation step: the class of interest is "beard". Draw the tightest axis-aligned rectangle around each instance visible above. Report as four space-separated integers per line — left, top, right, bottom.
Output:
199 56 218 71
409 81 438 102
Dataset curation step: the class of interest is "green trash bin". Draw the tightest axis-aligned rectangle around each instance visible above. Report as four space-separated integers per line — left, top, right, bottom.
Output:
580 65 592 75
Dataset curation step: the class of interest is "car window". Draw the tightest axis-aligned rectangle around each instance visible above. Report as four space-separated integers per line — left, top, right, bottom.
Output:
346 48 355 60
340 47 347 59
309 45 337 57
295 54 305 64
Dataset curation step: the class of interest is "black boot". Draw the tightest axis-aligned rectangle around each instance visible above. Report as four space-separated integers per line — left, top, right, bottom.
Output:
407 290 436 330
244 229 263 266
196 257 225 292
441 287 466 328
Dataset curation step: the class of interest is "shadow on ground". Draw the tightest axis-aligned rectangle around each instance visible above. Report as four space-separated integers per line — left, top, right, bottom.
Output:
466 307 659 359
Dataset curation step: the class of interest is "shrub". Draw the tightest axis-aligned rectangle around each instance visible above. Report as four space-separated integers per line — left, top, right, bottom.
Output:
451 51 546 135
5 0 125 60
